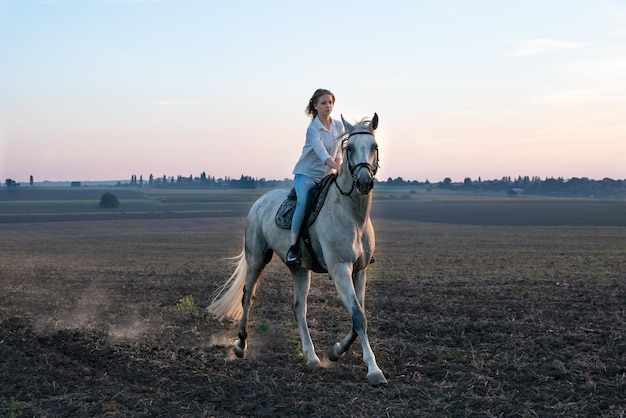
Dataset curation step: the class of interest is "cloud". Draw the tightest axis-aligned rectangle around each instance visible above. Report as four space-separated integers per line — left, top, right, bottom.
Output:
527 89 596 105
36 0 162 3
154 101 199 106
508 38 593 56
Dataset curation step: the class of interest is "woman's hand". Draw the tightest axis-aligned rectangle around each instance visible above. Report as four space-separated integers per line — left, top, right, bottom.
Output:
326 158 342 176
334 158 343 176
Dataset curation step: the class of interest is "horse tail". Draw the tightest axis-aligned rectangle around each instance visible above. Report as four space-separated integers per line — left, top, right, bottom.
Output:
208 247 246 320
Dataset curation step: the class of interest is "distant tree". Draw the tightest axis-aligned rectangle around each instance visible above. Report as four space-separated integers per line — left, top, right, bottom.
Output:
439 178 452 189
30 175 34 186
5 179 18 187
99 192 120 208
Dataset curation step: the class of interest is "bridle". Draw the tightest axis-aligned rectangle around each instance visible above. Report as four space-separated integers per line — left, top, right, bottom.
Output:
335 131 380 196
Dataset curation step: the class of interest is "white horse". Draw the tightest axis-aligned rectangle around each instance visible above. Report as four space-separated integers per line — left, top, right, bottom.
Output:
209 114 387 385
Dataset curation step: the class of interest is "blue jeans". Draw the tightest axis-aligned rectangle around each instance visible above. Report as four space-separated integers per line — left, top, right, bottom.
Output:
291 174 317 235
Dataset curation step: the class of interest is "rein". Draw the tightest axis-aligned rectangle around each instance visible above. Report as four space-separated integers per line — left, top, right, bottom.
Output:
335 131 379 196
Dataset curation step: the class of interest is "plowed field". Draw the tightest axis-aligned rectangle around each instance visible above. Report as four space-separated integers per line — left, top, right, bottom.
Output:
1 189 624 417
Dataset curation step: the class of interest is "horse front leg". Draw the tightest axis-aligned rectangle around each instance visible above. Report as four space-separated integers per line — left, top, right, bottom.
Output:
327 267 368 361
328 329 357 361
291 268 321 369
328 264 387 386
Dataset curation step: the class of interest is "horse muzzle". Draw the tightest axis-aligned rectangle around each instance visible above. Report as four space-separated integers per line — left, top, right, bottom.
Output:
355 169 375 195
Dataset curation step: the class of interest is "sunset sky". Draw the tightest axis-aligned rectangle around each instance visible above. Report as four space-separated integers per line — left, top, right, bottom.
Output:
1 0 625 183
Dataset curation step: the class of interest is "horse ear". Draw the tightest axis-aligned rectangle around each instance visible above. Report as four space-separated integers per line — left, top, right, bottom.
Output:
371 113 378 131
341 114 354 132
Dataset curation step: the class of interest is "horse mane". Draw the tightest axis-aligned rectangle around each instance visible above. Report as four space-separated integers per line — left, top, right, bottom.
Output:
349 117 375 133
339 117 375 147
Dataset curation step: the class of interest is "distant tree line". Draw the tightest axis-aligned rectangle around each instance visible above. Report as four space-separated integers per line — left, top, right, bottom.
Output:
118 172 292 190
431 175 625 198
383 175 624 198
112 172 626 198
4 173 624 198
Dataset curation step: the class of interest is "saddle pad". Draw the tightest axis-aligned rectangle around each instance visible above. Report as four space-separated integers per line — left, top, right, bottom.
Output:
275 198 296 229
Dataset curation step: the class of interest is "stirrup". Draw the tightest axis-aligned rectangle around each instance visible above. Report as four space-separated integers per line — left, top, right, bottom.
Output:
285 245 301 266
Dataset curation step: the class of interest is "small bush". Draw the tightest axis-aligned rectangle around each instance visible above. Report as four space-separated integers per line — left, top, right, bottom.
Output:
176 295 197 313
99 192 120 208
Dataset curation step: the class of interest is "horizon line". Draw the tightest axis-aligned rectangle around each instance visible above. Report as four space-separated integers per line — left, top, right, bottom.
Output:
3 175 625 185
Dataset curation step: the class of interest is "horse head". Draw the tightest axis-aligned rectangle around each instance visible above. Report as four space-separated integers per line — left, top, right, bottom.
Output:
340 113 380 195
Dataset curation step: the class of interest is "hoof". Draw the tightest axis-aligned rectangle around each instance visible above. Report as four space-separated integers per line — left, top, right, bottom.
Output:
306 358 322 370
367 371 388 386
327 343 343 362
233 339 246 358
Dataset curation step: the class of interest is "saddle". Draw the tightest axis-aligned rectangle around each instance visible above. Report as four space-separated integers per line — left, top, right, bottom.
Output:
275 174 336 231
275 174 337 273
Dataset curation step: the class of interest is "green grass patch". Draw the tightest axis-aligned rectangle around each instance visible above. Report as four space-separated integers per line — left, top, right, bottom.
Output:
286 338 303 357
258 319 271 332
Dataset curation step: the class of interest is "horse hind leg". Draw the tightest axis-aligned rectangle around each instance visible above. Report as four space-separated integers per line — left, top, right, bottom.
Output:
233 267 259 358
234 248 272 358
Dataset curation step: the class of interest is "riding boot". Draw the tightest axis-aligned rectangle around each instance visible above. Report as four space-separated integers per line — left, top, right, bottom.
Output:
285 244 301 266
